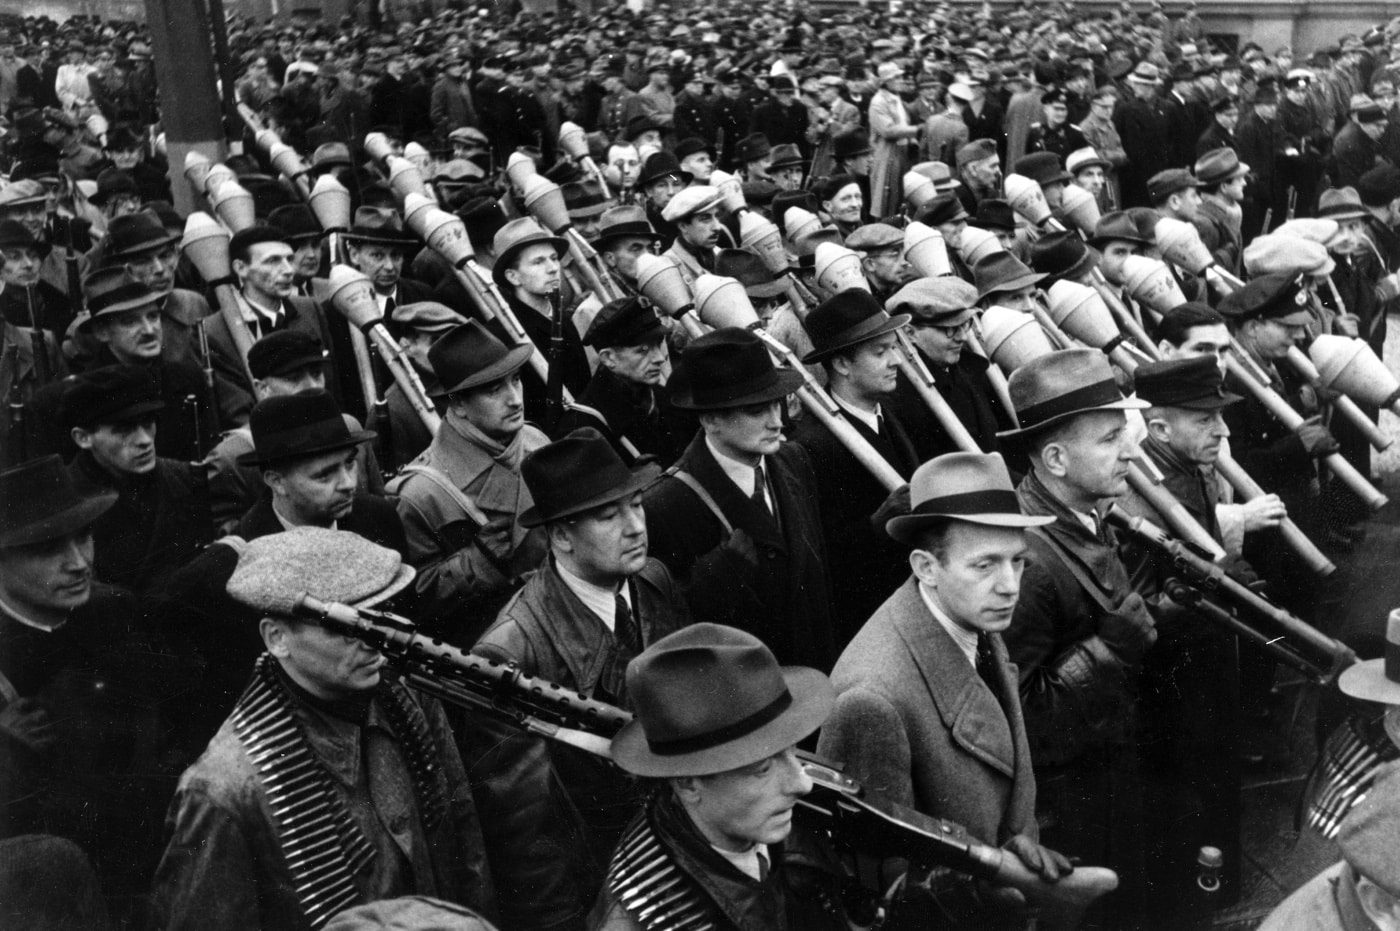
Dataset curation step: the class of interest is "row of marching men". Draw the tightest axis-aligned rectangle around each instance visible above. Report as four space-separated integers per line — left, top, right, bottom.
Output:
2 114 1394 929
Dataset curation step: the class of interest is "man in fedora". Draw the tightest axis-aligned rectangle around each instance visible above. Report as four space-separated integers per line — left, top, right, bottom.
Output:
732 132 774 182
638 150 691 251
559 296 691 466
149 528 498 931
1014 151 1075 216
749 76 811 161
1193 148 1250 275
99 210 214 372
845 222 912 303
887 276 1013 459
340 206 434 313
973 250 1048 314
999 347 1157 922
0 217 71 340
819 453 1072 927
1115 61 1171 207
766 144 807 193
790 289 920 649
266 204 325 297
65 266 215 461
472 428 690 931
390 320 549 640
1088 211 1154 310
572 205 663 351
204 224 340 427
235 390 403 551
1334 95 1392 189
660 185 725 288
62 364 212 594
916 192 974 281
0 455 198 918
491 216 591 423
644 327 835 669
0 180 75 303
675 137 716 183
589 623 847 931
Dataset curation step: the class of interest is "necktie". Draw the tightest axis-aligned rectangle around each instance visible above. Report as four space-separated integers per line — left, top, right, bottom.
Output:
756 849 770 882
614 587 642 655
751 464 769 514
976 632 1005 711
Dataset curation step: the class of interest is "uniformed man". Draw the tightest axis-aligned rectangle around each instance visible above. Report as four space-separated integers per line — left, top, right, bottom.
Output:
1026 86 1088 163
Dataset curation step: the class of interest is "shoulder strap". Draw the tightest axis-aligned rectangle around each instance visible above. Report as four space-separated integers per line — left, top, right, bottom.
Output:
397 462 490 526
1026 525 1120 614
564 399 643 460
667 466 733 535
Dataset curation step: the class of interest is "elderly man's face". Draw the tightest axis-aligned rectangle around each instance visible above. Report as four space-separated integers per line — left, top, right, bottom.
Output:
1076 166 1106 195
824 183 864 225
346 241 405 295
966 155 1001 189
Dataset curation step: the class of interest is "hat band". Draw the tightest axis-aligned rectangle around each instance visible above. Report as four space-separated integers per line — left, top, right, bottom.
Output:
90 281 157 315
1387 639 1400 685
909 489 1022 519
1016 377 1125 428
647 687 792 756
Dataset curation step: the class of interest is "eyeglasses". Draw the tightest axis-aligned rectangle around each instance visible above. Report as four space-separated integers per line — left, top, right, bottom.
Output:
912 319 974 336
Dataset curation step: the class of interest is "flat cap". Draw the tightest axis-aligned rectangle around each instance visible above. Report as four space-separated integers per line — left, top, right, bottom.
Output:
1134 355 1241 410
584 295 667 348
1242 234 1335 277
226 526 415 618
844 222 904 252
0 178 49 207
1217 272 1313 325
392 301 467 334
886 277 979 324
915 192 970 226
661 185 723 222
1146 168 1201 204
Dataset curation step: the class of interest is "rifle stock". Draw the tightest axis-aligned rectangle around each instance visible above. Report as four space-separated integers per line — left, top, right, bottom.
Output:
295 594 1118 928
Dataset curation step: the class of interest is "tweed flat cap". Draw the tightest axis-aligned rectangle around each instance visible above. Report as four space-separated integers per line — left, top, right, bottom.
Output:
661 185 723 222
226 526 415 618
887 277 979 323
956 138 998 168
844 222 904 252
1242 234 1335 278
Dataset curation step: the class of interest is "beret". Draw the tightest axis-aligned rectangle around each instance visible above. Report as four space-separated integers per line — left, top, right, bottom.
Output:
1217 272 1313 325
61 364 165 431
226 526 415 618
1242 233 1335 278
248 330 327 379
887 277 979 323
1146 168 1201 204
817 173 860 201
844 222 904 252
661 185 723 222
391 301 467 334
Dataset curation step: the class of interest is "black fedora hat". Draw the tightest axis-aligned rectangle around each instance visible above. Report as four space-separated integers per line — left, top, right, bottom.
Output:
638 150 693 188
519 427 661 527
611 623 835 777
104 211 177 260
595 205 663 247
238 390 375 466
428 319 534 397
674 136 717 161
671 327 804 410
1029 228 1100 282
0 454 117 547
733 132 773 165
343 206 418 246
802 289 911 364
833 129 873 160
0 219 51 258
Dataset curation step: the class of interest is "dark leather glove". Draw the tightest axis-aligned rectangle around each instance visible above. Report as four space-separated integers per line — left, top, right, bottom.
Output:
719 527 759 571
1096 591 1156 662
871 483 911 537
1295 415 1340 457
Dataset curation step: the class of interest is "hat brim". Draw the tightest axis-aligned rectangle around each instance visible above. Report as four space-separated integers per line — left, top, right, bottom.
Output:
671 367 805 410
745 277 792 300
354 562 416 609
430 342 535 397
236 427 378 467
610 666 835 777
1071 158 1112 173
343 230 419 246
519 462 662 528
977 271 1047 301
887 509 1054 545
997 396 1151 439
1339 658 1400 704
493 236 570 286
769 158 808 172
0 488 118 547
802 313 912 364
904 306 978 327
641 168 695 187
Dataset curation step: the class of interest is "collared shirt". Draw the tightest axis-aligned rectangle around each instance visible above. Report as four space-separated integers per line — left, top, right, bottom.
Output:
555 558 630 633
706 436 766 498
0 592 65 632
917 580 979 667
272 501 336 533
831 392 882 434
239 291 283 336
1071 508 1098 537
710 842 772 882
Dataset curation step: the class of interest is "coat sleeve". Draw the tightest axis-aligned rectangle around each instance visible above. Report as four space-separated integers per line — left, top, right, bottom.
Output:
146 788 262 931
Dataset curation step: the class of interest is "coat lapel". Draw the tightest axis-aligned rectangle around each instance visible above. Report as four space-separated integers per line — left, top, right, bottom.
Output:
680 438 786 553
889 580 1017 779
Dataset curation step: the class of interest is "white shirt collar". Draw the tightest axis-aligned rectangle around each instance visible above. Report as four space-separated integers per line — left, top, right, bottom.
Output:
917 581 979 668
705 436 765 497
831 392 882 433
272 501 336 533
710 842 771 882
0 590 67 632
554 558 628 633
239 291 282 326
